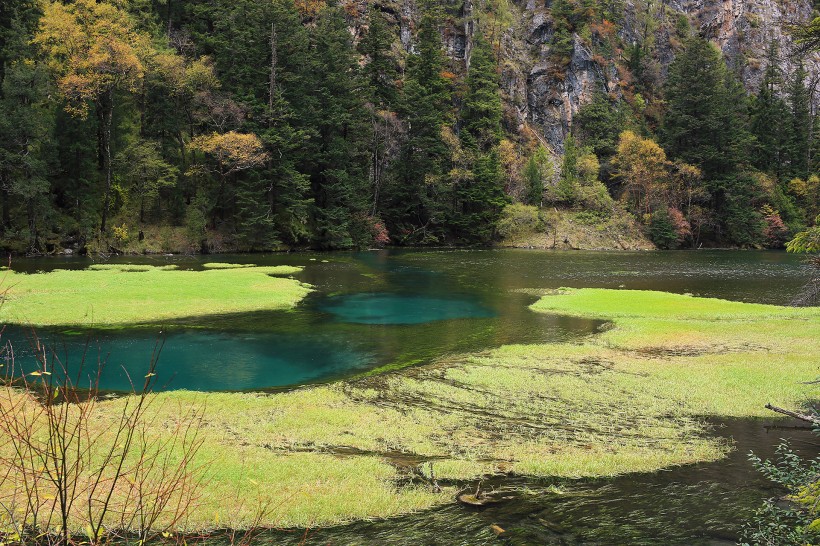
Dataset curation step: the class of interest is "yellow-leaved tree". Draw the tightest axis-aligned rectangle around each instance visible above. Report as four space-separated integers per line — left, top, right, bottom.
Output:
611 130 670 216
34 0 152 234
187 132 269 223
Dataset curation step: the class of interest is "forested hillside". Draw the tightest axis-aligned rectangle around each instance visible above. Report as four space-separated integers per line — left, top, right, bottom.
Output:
0 0 818 253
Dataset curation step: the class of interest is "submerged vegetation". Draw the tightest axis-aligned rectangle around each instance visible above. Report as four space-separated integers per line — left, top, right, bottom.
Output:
4 287 811 532
0 265 309 326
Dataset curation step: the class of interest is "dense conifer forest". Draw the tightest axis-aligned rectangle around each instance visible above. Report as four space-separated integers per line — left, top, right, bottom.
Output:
0 0 818 253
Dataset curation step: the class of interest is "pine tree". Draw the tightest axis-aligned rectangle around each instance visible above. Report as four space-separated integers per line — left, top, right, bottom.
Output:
749 42 789 179
0 0 52 248
0 59 53 249
359 6 398 109
263 0 313 245
523 146 552 206
662 36 754 243
452 32 507 243
575 91 626 160
306 6 371 249
387 4 452 243
460 33 502 152
787 63 812 180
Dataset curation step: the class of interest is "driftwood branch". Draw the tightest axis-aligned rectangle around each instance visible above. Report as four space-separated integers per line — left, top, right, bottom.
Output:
765 403 820 425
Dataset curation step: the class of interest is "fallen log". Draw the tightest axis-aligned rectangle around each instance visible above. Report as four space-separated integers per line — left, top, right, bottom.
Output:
765 403 820 425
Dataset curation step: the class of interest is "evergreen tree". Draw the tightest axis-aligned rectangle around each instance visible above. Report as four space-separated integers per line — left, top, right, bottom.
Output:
523 146 552 206
452 31 507 243
387 4 452 243
787 63 812 180
749 42 789 179
0 59 53 249
460 33 503 152
359 6 398 109
306 7 371 249
574 91 625 161
0 0 52 249
263 0 313 245
0 0 40 94
662 36 754 243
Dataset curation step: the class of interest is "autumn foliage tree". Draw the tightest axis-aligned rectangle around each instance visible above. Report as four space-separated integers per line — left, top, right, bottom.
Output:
187 131 269 223
612 130 669 216
34 0 152 235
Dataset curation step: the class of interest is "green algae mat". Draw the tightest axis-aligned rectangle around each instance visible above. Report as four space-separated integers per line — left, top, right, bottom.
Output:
0 264 310 326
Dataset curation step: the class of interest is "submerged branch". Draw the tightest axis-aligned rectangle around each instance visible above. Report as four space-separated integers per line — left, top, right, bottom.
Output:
765 403 820 425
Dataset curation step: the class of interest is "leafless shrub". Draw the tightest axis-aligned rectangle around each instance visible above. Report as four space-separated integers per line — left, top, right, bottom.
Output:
0 330 206 545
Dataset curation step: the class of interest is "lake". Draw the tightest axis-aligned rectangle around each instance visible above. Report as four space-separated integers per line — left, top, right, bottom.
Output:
3 249 810 392
3 249 816 544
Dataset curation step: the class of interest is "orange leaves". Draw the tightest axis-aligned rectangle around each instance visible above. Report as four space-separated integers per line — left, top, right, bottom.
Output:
35 0 150 117
589 19 617 39
188 132 269 177
294 0 327 19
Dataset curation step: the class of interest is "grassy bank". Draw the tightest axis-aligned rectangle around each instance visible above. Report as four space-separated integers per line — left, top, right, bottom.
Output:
0 264 309 327
498 208 655 250
2 288 817 533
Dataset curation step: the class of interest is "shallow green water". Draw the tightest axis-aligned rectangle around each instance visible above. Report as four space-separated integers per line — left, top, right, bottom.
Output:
4 249 811 391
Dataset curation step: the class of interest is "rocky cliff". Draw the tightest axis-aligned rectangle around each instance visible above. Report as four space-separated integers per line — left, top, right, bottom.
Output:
356 0 820 155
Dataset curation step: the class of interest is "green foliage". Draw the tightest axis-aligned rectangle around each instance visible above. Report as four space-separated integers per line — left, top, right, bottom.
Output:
461 33 502 152
740 442 820 545
0 0 814 252
787 216 820 254
749 42 790 179
574 91 625 160
387 3 451 244
787 64 812 181
449 30 508 243
662 36 757 244
648 208 678 249
359 6 398 109
306 7 371 249
553 136 610 211
523 146 553 206
496 203 541 239
452 148 509 243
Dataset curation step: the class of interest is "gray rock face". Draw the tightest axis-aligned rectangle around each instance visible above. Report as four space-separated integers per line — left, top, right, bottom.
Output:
525 35 608 153
367 0 819 154
670 0 820 90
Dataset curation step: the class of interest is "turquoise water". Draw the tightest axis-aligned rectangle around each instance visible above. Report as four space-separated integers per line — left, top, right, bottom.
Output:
4 330 374 391
3 249 812 392
319 293 495 324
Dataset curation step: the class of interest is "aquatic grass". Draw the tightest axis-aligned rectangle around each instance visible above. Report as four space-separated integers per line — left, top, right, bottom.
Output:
532 287 820 321
0 265 309 327
3 287 817 531
201 263 255 269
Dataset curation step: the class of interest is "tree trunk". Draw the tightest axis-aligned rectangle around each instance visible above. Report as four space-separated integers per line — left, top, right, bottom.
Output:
98 88 114 234
269 22 277 117
463 0 474 70
0 181 10 232
27 198 38 252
